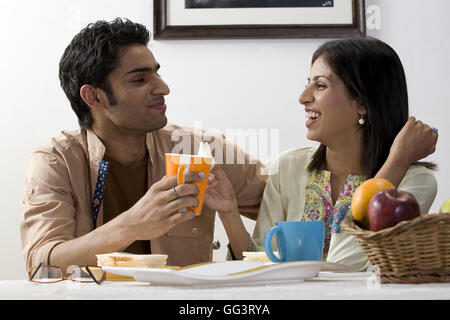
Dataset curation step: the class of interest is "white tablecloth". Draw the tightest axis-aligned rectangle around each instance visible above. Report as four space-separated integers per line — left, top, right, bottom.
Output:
1 272 449 300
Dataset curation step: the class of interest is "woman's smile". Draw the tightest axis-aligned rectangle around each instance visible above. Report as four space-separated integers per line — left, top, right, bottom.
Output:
305 109 321 128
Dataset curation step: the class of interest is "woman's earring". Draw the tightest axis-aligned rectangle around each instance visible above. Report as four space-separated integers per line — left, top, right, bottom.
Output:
359 114 365 126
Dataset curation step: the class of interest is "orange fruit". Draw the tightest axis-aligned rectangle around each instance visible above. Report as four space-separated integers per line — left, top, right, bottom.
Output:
351 178 395 229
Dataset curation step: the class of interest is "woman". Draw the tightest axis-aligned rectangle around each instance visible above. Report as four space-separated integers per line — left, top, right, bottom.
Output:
209 37 438 271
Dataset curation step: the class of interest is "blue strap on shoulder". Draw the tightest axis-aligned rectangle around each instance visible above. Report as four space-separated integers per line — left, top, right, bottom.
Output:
92 160 109 228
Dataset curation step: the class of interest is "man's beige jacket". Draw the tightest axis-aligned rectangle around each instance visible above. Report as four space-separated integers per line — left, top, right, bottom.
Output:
20 123 266 270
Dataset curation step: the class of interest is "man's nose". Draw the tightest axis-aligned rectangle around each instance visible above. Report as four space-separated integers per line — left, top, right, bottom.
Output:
151 77 170 96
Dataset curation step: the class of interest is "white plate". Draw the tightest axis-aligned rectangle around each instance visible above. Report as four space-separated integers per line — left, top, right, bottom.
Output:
103 261 353 286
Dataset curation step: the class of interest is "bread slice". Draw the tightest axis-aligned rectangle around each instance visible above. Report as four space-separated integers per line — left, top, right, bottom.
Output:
96 252 168 268
242 251 279 263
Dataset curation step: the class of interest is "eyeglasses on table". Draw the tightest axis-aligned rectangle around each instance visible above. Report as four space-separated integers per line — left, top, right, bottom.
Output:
28 262 105 285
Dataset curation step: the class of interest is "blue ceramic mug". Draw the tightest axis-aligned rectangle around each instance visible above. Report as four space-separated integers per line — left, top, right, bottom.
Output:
264 221 325 263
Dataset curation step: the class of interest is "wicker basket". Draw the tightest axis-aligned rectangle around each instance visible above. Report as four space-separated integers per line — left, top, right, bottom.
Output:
341 213 450 284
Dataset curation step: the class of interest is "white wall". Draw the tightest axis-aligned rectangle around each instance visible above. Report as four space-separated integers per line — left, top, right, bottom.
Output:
0 0 448 280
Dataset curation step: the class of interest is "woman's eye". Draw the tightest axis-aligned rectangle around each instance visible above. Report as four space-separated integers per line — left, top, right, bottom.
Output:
316 83 326 90
132 78 145 83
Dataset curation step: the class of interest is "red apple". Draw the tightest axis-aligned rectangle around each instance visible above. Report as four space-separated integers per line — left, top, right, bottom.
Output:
368 189 420 231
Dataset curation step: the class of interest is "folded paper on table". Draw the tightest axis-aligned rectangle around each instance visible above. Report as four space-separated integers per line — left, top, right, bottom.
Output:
103 260 354 286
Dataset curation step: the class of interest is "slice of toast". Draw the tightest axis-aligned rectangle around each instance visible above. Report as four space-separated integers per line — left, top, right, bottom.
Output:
96 252 168 268
242 251 279 262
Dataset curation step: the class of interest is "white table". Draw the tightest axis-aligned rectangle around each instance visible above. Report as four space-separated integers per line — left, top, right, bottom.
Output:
1 272 449 300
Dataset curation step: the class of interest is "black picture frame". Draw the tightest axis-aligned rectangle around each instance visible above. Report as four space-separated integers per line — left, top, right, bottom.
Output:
154 0 365 39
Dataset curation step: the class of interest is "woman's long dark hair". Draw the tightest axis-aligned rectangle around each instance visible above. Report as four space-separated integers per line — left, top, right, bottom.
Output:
307 37 435 177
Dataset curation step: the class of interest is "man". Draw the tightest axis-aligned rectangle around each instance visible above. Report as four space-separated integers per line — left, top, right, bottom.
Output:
20 18 266 272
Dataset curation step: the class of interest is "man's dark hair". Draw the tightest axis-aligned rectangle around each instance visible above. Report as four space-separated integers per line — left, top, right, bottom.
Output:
59 18 150 128
307 37 436 177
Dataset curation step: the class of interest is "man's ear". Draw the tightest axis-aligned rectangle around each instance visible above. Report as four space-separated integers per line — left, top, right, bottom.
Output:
80 84 106 110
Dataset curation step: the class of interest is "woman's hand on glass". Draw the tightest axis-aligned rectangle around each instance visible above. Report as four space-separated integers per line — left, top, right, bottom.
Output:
204 165 238 215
